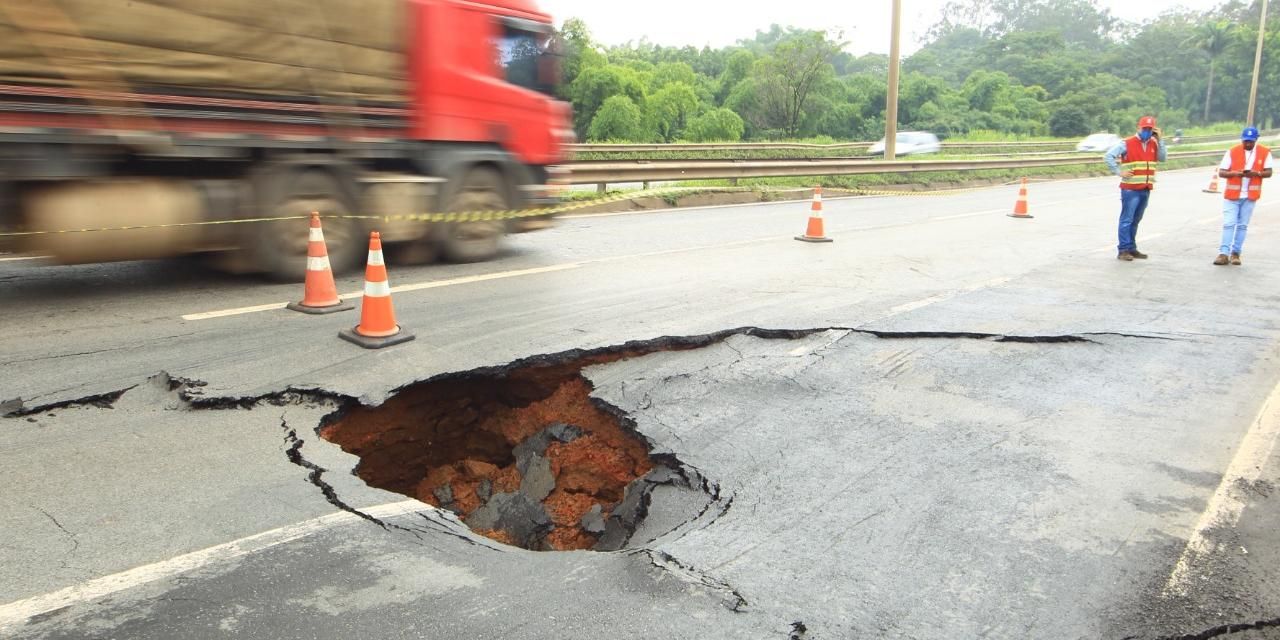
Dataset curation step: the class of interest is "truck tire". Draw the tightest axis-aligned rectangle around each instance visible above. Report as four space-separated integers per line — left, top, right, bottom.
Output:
440 167 507 263
251 168 362 281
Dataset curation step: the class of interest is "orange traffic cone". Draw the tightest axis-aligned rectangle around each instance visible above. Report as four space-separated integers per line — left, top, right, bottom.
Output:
1008 177 1033 219
339 231 415 349
288 212 354 315
1203 172 1221 194
794 186 834 243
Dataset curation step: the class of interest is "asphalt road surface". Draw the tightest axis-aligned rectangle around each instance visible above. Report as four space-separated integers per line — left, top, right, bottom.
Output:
2 168 1279 639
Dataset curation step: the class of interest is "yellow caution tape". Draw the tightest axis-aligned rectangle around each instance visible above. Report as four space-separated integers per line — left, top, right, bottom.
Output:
0 181 1025 237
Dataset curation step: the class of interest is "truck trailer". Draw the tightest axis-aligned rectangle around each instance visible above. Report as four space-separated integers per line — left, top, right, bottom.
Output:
0 0 574 278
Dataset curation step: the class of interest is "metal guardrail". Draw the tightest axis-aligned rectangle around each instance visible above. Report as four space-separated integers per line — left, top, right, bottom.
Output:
567 131 1269 155
562 150 1225 185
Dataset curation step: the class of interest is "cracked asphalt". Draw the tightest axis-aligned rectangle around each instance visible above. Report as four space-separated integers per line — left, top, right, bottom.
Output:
3 168 1280 639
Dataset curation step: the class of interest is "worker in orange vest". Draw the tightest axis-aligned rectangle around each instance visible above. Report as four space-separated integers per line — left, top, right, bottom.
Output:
1104 115 1167 261
1213 126 1272 265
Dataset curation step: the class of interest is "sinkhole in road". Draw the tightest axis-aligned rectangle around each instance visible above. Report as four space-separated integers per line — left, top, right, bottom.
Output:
319 342 714 552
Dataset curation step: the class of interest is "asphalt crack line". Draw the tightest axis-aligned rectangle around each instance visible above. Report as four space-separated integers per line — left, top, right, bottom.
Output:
1161 375 1280 598
633 549 750 613
0 500 424 633
1150 617 1280 640
279 416 499 550
32 506 79 569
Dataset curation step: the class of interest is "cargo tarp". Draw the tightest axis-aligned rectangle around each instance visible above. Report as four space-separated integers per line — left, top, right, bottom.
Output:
0 0 406 103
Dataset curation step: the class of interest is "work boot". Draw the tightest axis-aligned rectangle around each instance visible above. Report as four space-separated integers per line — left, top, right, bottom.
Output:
1213 254 1229 265
1117 251 1134 261
1129 249 1149 259
1231 253 1242 265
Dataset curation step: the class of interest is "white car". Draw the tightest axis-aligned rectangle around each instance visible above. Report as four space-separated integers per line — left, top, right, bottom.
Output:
1076 133 1121 152
868 131 941 156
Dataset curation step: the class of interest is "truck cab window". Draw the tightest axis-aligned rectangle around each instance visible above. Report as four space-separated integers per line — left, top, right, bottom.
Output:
495 26 558 96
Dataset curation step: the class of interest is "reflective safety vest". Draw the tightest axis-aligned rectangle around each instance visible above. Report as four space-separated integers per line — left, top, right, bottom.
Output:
1224 143 1270 201
1120 136 1159 191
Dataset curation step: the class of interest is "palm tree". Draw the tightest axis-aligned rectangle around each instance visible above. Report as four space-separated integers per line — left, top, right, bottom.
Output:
1186 20 1235 122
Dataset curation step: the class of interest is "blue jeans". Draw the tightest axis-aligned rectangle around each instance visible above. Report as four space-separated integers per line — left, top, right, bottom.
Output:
1117 189 1150 253
1221 198 1257 255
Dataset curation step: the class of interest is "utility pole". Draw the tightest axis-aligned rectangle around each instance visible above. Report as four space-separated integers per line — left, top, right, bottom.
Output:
885 0 902 160
1247 0 1269 125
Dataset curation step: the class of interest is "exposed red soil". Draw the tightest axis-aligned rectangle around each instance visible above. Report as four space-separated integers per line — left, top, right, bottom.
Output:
320 353 671 551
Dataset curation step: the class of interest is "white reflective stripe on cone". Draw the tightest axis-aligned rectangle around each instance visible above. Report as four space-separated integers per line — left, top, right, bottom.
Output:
307 256 331 272
364 280 391 297
310 228 325 242
367 250 385 266
814 194 822 203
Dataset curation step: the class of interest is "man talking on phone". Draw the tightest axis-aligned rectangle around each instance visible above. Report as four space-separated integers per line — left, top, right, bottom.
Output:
1213 126 1273 265
1105 116 1167 261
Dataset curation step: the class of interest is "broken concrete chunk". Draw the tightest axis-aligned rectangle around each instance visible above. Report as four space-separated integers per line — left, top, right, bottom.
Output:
433 484 454 506
594 517 629 551
546 422 585 444
642 466 680 485
580 504 606 534
465 492 552 548
513 423 587 475
0 397 23 417
520 455 555 502
612 477 655 528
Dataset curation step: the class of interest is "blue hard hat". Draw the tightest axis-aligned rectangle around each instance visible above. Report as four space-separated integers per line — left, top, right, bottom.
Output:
1242 126 1260 141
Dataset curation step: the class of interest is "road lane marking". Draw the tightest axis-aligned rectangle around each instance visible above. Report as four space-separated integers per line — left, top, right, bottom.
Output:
0 255 44 262
1161 378 1280 597
0 500 425 631
871 276 1015 321
180 194 1111 322
183 301 291 320
182 264 580 321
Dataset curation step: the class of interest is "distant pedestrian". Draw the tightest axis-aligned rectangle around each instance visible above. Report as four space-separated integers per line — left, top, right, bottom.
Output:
1105 116 1167 261
1213 126 1272 265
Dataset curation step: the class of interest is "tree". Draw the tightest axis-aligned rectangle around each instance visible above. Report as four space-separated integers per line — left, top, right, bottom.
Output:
646 82 701 142
1049 105 1090 137
555 18 606 96
685 108 745 142
751 31 841 137
587 96 648 142
651 62 699 91
568 65 648 137
1186 19 1235 122
716 49 755 104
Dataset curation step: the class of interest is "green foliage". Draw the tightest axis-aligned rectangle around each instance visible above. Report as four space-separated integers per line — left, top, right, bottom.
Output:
646 82 700 142
588 96 649 142
556 0 1267 144
1049 105 1090 137
569 64 648 137
684 108 746 142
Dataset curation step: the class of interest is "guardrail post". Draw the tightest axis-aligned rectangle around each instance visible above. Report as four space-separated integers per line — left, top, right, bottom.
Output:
642 181 649 190
597 183 607 193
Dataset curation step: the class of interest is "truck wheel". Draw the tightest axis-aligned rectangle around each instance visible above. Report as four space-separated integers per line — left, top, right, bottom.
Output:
252 169 362 281
441 168 507 263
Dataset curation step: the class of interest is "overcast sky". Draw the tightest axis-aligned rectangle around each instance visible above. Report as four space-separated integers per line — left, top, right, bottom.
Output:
539 0 1231 56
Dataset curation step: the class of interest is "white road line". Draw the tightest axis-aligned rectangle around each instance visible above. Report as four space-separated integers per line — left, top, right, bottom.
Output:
0 500 425 632
1162 379 1280 597
878 276 1015 319
182 301 290 321
0 255 44 262
182 264 580 321
179 193 1117 322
